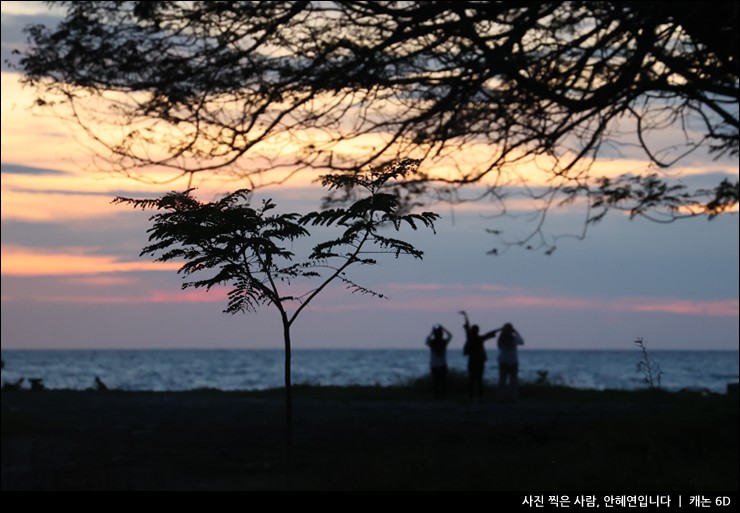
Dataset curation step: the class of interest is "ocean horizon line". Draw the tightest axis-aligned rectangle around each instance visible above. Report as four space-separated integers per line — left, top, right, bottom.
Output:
3 347 738 352
3 347 737 393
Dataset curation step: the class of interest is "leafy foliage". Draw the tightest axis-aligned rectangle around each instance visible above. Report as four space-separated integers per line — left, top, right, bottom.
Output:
576 175 740 224
17 1 738 254
114 160 438 321
304 160 438 262
115 190 309 313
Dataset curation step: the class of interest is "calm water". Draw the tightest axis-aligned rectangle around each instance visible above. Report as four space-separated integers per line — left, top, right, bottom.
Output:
1 349 738 393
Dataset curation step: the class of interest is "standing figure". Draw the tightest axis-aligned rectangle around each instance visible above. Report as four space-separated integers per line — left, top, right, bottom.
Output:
460 311 498 400
426 324 452 399
497 323 524 402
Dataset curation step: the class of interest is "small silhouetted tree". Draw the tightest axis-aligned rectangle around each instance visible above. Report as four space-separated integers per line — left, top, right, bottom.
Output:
17 1 738 253
113 159 438 445
634 337 664 389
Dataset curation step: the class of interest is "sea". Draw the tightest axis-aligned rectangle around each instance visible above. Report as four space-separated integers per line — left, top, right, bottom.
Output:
1 349 738 393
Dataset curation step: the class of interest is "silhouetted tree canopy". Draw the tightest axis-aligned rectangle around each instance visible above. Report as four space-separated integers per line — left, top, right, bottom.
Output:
113 159 438 443
17 1 739 251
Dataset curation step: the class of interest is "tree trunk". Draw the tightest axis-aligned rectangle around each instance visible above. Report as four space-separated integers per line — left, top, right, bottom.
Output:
282 318 292 450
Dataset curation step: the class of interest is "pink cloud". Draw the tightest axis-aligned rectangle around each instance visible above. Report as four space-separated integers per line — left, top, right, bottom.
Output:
12 279 737 319
148 289 228 303
615 298 739 317
306 283 738 318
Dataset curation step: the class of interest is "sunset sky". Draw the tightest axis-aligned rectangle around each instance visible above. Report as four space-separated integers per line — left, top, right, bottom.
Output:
1 2 738 351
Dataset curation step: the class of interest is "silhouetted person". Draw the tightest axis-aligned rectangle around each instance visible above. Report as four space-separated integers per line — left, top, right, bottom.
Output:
426 323 452 399
94 376 108 392
497 322 524 402
460 311 498 400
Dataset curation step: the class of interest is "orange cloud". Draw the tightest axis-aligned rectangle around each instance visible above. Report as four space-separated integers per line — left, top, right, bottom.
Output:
1 245 180 276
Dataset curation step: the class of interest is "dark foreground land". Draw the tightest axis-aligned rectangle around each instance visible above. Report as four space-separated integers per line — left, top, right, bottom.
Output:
2 383 738 491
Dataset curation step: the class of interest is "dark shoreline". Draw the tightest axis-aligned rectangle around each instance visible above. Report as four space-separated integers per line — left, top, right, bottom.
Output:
2 385 738 491
3 348 738 397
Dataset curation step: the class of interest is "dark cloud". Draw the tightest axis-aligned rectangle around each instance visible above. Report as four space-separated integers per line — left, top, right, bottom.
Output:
674 171 739 189
1 13 62 45
9 185 154 198
1 12 63 71
0 213 153 257
1 163 71 176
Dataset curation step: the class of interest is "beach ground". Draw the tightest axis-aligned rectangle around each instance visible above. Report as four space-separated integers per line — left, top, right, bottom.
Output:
2 384 737 491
